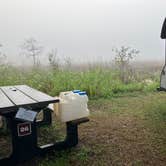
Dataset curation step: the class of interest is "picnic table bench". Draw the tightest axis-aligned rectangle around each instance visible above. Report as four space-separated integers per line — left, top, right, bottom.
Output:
0 85 89 165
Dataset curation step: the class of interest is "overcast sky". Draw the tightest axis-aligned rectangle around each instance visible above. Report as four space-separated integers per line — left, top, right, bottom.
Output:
0 0 166 65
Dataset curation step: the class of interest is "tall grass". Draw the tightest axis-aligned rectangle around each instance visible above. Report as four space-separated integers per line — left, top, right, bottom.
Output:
0 65 160 98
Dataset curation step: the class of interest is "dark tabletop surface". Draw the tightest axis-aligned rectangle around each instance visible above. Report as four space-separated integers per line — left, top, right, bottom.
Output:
0 85 59 114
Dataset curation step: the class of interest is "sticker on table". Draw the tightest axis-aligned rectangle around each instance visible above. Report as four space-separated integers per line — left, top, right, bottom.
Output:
15 107 37 122
17 122 32 136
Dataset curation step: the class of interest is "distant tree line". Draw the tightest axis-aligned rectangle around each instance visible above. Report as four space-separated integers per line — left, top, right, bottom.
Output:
0 38 140 83
0 37 73 71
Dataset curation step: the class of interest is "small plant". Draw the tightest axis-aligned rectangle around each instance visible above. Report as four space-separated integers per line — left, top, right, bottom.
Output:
113 46 140 83
20 38 43 66
48 49 60 70
63 56 72 69
0 44 7 65
75 147 90 162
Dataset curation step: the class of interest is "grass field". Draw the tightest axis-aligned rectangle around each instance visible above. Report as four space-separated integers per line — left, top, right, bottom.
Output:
0 65 160 98
13 91 165 166
0 65 165 166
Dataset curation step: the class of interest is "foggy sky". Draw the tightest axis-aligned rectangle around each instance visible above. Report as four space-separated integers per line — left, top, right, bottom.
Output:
0 0 166 65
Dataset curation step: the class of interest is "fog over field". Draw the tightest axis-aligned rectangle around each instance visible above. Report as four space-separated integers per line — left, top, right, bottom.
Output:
0 0 166 65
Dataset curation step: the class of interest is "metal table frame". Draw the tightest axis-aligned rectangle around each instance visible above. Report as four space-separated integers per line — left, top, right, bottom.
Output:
0 85 89 165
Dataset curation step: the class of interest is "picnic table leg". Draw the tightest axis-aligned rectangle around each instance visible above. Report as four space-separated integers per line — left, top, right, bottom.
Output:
65 122 78 146
0 115 39 164
0 109 51 164
36 107 52 126
10 118 38 162
39 118 89 153
53 122 78 149
0 116 8 132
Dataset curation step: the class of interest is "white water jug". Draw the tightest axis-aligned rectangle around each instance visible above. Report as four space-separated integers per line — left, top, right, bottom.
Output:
56 90 89 122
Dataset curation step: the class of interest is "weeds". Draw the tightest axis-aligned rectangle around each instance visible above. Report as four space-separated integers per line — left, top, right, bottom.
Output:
0 65 160 98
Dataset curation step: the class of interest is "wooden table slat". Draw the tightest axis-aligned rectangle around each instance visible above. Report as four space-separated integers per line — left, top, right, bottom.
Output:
15 85 56 103
1 86 37 106
0 88 15 109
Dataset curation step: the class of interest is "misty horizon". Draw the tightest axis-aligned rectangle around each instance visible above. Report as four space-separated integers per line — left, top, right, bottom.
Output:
0 0 166 65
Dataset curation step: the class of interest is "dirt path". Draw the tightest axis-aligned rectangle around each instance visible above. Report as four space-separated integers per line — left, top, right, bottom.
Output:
79 114 165 166
0 92 166 166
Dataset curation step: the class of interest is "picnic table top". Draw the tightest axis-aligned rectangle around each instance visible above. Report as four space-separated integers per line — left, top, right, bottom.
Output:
0 85 59 114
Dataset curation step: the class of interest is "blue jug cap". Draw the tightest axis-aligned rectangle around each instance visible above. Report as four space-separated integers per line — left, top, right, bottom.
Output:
73 90 81 93
79 91 87 95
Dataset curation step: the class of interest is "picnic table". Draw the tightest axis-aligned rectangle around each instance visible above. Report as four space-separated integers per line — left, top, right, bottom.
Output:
0 85 89 165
